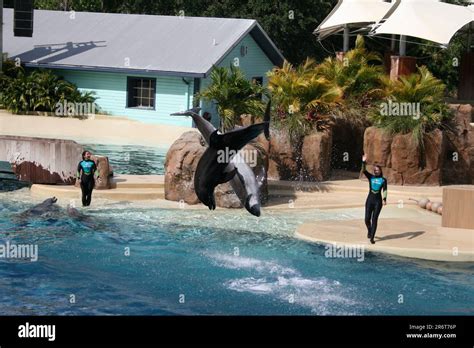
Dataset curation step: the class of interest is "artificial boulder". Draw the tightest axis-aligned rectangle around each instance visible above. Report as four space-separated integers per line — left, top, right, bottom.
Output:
301 130 332 181
268 128 299 180
164 131 205 204
363 127 393 168
442 104 474 185
268 128 332 181
91 155 112 189
363 127 445 185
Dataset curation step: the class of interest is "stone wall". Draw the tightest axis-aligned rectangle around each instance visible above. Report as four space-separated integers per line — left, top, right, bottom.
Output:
363 127 445 185
164 131 205 204
363 104 474 186
268 128 332 181
0 135 84 184
442 104 474 185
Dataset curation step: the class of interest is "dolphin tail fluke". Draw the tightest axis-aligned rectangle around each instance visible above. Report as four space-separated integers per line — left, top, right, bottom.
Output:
209 194 216 210
209 122 268 152
264 99 271 141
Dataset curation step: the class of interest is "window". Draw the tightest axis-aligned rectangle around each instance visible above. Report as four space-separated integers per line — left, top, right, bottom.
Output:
127 77 156 109
252 76 263 86
252 77 263 99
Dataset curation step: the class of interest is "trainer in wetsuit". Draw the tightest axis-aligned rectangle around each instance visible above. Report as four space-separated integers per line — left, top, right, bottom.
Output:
361 154 387 244
77 151 99 207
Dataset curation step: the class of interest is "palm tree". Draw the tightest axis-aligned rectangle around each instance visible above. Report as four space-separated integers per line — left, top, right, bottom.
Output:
198 65 266 132
371 65 451 150
316 35 384 107
267 58 342 139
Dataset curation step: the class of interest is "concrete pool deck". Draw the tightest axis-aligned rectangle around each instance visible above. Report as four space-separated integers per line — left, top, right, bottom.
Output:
0 111 196 147
296 212 474 262
31 175 166 201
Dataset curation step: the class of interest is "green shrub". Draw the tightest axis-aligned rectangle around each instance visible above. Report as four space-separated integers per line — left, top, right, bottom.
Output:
316 36 385 107
268 58 342 139
198 65 265 131
370 66 451 148
0 64 97 115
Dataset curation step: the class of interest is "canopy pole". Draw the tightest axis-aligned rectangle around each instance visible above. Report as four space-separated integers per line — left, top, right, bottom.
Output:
468 22 472 53
0 0 3 75
399 35 406 56
390 34 396 52
343 25 349 52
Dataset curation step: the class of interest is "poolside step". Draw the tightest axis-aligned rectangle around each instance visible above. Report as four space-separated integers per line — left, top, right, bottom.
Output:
31 184 164 201
110 174 165 189
268 180 443 198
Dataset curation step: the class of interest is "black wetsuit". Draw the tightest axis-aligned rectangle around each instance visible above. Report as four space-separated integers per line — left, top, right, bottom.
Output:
77 160 97 207
362 161 387 240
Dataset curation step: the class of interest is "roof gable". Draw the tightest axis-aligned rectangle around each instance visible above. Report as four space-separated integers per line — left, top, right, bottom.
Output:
3 9 284 76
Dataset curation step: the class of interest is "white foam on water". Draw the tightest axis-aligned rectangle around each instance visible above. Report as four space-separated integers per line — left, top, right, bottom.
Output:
205 252 358 314
205 252 298 276
225 275 357 315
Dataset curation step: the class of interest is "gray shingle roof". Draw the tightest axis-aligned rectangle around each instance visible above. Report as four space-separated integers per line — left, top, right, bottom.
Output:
3 9 284 77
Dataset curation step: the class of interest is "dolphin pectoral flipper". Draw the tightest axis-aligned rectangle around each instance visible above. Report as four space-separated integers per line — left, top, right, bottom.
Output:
264 99 271 141
209 122 268 151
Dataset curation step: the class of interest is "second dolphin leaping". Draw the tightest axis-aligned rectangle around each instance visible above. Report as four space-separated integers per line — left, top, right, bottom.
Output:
171 101 270 216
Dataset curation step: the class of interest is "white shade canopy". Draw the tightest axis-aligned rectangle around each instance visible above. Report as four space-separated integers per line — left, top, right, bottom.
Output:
314 0 397 40
371 0 474 45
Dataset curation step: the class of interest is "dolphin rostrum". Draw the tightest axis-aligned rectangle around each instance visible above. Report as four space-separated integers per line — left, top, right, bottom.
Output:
171 104 270 216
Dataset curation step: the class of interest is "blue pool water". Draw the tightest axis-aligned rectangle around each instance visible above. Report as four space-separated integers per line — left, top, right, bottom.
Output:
0 189 473 315
82 143 167 175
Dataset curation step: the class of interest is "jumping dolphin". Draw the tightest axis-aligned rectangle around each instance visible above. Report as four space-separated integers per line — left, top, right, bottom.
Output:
171 101 271 216
195 122 267 211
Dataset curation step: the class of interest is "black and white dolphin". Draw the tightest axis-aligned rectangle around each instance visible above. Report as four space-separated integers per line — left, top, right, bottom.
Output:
171 103 270 216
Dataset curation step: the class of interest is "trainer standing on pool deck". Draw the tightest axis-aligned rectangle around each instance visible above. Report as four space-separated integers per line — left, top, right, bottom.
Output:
77 151 99 207
361 154 387 244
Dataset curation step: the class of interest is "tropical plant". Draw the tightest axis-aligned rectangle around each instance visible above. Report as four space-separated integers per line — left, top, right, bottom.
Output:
0 67 97 115
316 35 385 107
370 66 451 149
414 34 466 96
268 58 342 139
198 65 266 131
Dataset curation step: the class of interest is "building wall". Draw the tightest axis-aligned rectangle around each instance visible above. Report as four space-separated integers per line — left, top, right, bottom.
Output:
55 33 276 128
55 69 194 127
199 33 276 128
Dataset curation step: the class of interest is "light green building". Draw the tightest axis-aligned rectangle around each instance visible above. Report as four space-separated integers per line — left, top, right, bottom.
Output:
4 9 284 127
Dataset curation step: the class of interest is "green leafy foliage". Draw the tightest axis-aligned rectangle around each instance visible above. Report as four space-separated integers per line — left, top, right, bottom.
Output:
0 64 97 115
268 58 342 139
316 36 385 106
371 66 451 148
198 65 266 131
